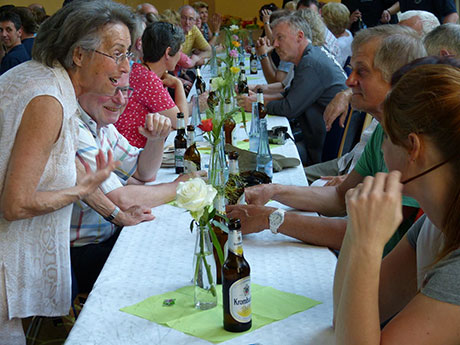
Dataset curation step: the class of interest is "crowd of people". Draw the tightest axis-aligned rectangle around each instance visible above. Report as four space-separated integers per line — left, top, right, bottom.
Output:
1 0 460 344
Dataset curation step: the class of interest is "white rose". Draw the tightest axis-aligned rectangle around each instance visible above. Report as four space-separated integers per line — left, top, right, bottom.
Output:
176 178 217 221
230 24 239 32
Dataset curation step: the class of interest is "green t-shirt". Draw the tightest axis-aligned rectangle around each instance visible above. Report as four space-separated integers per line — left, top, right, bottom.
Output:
354 124 419 208
354 124 419 256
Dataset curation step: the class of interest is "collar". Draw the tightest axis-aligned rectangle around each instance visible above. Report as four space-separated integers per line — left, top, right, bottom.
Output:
77 104 100 138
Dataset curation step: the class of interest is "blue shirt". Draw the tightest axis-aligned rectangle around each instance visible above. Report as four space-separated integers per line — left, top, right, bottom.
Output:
0 44 30 75
22 37 34 58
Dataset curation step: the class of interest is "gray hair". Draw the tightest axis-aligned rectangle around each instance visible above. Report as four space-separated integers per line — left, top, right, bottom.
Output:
32 0 137 69
424 23 460 56
179 5 198 16
352 25 427 82
271 13 312 42
399 10 440 37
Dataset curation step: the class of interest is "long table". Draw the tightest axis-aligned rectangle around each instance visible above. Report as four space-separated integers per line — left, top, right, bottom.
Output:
65 64 337 345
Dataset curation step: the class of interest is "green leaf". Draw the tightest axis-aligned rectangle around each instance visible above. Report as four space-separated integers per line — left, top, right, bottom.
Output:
211 219 229 233
208 224 225 265
189 220 194 233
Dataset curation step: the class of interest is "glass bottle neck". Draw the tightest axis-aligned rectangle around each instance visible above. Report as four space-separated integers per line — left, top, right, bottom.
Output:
257 93 264 104
229 159 239 175
187 131 195 146
177 118 185 130
228 230 244 256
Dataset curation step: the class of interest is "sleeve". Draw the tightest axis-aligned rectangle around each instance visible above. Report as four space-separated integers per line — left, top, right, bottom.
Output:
266 61 325 119
137 71 176 113
406 214 427 249
422 249 460 306
108 125 142 184
192 25 211 52
278 60 294 73
354 124 383 177
76 122 124 194
177 52 194 69
437 0 457 17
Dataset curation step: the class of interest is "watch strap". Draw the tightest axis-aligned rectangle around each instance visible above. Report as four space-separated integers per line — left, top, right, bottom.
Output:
269 208 285 234
258 53 268 61
104 206 120 222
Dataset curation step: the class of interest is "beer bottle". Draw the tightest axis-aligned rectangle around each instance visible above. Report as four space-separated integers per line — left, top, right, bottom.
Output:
250 46 258 75
184 125 201 173
195 66 206 95
257 88 267 119
223 218 252 332
223 99 236 146
174 112 186 174
237 69 249 95
225 151 244 205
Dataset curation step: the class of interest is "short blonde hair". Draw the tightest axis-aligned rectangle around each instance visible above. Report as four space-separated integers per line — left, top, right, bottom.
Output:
321 3 350 37
284 1 298 11
160 9 181 25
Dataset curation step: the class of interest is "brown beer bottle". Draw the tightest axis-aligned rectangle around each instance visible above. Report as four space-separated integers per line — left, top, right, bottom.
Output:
223 218 252 332
237 69 249 95
250 46 258 75
195 66 206 95
256 88 267 119
184 125 201 173
224 99 236 145
174 112 186 174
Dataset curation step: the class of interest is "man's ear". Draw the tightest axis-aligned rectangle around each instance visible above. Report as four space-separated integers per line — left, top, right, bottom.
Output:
72 46 85 67
439 48 451 57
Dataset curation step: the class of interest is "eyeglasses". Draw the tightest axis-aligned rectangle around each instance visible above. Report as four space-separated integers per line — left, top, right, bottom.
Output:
113 86 134 99
181 15 196 22
92 49 135 65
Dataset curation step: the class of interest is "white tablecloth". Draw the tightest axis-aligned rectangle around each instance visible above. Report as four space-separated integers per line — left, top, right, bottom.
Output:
65 64 337 345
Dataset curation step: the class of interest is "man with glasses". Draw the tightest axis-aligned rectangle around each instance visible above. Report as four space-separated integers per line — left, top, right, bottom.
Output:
70 73 205 293
179 5 211 59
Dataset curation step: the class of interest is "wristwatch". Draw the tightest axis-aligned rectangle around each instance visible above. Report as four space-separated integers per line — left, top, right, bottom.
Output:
264 22 270 25
269 208 285 234
258 53 268 61
104 206 120 222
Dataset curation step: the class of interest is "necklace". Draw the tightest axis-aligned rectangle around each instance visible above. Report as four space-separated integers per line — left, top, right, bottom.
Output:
143 62 151 71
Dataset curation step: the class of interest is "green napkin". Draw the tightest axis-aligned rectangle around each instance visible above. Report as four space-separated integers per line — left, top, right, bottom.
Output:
236 140 279 151
121 283 320 344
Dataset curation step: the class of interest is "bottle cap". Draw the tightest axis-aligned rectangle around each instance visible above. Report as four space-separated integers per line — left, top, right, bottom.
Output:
228 151 239 160
257 88 263 93
177 112 184 119
187 125 195 132
228 218 241 230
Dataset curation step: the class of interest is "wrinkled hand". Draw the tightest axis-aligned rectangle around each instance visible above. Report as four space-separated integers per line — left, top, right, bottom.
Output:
323 89 351 131
349 9 361 24
139 113 172 141
190 54 205 67
323 174 348 187
380 9 391 23
78 149 119 198
226 204 274 234
161 72 181 89
174 170 207 183
345 172 403 249
261 9 272 24
244 184 273 205
249 84 266 93
114 205 155 226
236 94 255 112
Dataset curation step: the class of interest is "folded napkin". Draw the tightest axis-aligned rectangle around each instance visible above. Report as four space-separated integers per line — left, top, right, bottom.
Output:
121 284 320 344
225 144 300 173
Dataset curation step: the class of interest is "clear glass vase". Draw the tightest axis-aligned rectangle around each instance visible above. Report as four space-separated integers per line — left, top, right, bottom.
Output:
193 224 217 310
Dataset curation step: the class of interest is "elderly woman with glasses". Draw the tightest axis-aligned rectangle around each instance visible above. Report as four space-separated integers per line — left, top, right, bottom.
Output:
116 21 189 148
0 0 144 343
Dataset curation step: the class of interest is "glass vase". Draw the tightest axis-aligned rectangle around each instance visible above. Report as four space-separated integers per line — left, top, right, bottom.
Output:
193 224 217 310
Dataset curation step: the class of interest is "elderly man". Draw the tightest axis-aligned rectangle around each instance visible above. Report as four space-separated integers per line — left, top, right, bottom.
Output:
179 5 211 59
424 23 460 56
241 15 347 165
0 11 29 75
227 25 426 255
136 3 158 16
71 74 204 293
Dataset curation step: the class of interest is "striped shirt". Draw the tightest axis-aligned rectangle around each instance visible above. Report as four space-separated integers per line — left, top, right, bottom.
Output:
70 106 141 247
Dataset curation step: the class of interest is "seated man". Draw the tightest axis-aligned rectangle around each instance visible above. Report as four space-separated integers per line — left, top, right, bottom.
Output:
71 73 204 293
227 25 426 255
179 5 211 60
240 15 347 165
0 11 30 75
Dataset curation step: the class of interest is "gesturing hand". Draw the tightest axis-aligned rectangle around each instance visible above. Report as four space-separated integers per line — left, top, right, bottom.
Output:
345 172 403 250
114 205 155 226
139 113 172 141
78 149 119 198
323 89 351 131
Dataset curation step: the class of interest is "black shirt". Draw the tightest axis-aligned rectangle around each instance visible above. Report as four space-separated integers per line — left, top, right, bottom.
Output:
399 0 457 23
343 0 398 34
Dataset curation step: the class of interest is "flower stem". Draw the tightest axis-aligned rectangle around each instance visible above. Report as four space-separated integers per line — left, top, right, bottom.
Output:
195 226 217 297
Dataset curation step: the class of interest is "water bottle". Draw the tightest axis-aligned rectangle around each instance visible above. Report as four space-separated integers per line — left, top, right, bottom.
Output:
256 118 273 179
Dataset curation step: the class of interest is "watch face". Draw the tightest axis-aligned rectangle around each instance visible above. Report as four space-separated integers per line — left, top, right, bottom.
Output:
270 211 282 226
